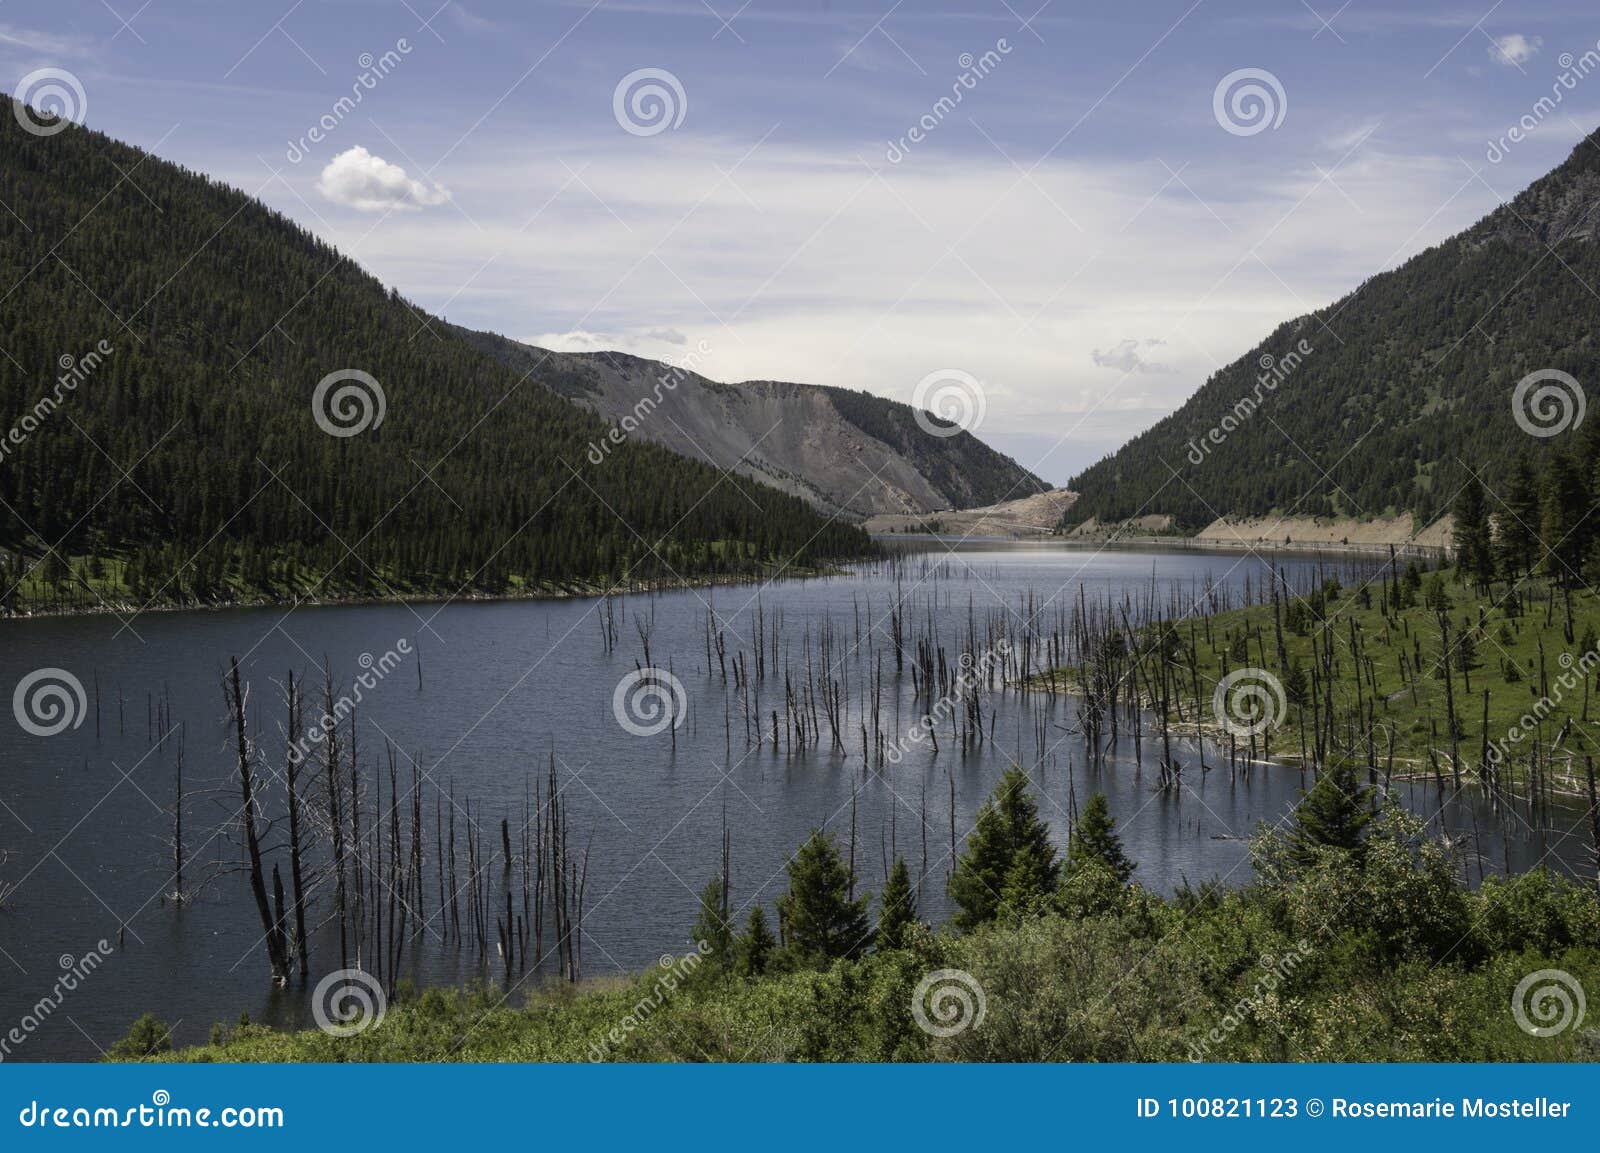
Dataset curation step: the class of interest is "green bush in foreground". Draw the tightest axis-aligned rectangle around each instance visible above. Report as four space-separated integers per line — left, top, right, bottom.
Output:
126 788 1600 1063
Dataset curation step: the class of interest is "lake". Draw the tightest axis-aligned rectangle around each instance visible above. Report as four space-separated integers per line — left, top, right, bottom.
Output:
0 542 1587 1059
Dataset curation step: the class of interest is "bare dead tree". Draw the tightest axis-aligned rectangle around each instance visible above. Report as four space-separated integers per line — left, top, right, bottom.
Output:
283 670 310 982
322 669 348 970
226 657 289 984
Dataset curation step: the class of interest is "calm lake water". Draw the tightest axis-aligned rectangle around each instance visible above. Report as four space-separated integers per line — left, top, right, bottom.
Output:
0 542 1589 1060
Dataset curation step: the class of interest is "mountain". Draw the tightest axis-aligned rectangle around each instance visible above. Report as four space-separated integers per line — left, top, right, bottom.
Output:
457 330 1049 518
0 105 868 609
1066 128 1600 533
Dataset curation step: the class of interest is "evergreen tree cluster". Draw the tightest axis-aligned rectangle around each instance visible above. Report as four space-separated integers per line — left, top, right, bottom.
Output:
0 114 868 608
1065 129 1600 531
1449 427 1600 594
691 763 1376 977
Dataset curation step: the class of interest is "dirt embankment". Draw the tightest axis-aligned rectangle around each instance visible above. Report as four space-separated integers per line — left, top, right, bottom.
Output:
864 489 1078 538
1193 513 1453 553
865 483 1457 556
1065 514 1178 539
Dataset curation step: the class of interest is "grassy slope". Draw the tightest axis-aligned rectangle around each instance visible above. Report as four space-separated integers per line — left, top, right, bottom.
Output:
1049 565 1600 795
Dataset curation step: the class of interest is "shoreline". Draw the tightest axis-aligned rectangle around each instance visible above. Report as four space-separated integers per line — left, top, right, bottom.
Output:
1024 671 1593 804
0 563 848 625
0 529 1452 626
879 531 1448 560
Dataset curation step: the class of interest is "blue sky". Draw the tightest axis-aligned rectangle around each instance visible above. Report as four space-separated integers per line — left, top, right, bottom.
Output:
6 0 1600 482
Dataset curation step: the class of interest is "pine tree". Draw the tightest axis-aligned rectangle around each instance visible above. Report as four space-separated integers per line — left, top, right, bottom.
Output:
776 830 874 964
949 766 1060 930
1283 660 1309 709
1285 763 1375 867
1423 573 1452 615
691 874 733 967
997 843 1062 919
1065 792 1135 884
876 856 918 950
735 905 776 977
1540 449 1590 586
1451 477 1494 591
1497 455 1540 579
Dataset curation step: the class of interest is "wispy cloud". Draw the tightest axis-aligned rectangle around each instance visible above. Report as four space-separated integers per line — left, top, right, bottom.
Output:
0 23 97 56
1091 338 1171 375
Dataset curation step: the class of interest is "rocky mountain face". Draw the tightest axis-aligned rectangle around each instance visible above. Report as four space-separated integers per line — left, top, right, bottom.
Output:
458 331 1049 519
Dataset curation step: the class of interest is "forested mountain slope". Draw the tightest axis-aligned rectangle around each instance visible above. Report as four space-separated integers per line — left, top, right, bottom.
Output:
0 105 867 608
458 331 1049 518
1067 128 1600 531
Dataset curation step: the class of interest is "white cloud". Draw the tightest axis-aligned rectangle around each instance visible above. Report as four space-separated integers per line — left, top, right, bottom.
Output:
530 327 693 356
528 330 615 352
315 146 450 212
1489 34 1542 67
1091 338 1170 375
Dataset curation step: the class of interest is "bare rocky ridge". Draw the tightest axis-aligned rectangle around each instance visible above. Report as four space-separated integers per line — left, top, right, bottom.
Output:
455 329 1048 518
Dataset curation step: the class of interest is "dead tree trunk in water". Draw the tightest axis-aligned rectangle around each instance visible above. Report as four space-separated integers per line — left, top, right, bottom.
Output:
227 657 289 984
284 671 310 982
169 713 186 904
1586 754 1600 886
323 670 348 970
348 713 364 969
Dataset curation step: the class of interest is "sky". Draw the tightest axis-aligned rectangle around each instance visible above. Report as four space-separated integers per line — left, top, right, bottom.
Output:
6 0 1600 484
